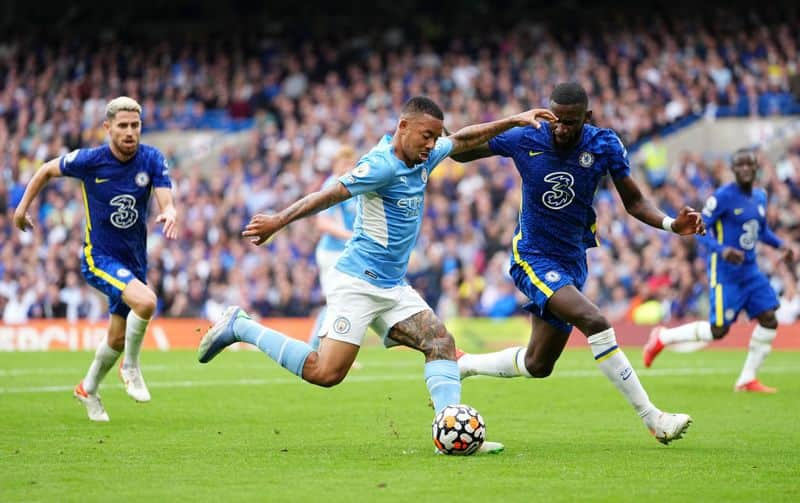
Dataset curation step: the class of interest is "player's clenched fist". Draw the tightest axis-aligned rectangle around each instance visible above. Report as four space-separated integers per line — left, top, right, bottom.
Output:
13 208 34 232
672 206 706 236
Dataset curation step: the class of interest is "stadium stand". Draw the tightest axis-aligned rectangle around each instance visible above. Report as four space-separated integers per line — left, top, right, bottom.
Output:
1 2 799 325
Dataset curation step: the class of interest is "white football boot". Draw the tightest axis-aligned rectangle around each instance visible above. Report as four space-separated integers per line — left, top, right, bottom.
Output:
73 381 110 422
650 412 693 445
476 440 505 454
119 363 151 402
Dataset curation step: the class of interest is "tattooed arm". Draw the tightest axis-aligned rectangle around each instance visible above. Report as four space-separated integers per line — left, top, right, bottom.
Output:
242 182 352 246
448 108 557 157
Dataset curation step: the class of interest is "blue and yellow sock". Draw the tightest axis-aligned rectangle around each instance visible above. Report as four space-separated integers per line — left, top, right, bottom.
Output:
588 328 659 424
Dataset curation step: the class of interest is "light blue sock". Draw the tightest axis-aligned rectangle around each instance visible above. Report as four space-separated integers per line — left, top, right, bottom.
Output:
308 306 327 351
425 360 462 413
234 318 312 378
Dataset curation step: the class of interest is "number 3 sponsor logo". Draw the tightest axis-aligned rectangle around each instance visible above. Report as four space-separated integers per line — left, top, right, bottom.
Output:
542 172 575 210
109 194 139 229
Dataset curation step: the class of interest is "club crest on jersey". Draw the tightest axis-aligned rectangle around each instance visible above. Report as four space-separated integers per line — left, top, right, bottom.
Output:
420 167 428 183
333 316 351 334
135 171 150 187
352 163 370 177
545 271 561 283
578 151 594 168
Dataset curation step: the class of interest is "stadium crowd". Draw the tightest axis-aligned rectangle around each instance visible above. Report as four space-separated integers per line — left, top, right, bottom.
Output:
2 6 800 325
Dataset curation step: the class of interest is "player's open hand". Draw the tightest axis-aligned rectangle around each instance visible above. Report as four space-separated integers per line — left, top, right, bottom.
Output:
722 247 745 265
672 206 705 236
155 207 178 240
13 208 34 232
512 108 558 129
243 213 283 246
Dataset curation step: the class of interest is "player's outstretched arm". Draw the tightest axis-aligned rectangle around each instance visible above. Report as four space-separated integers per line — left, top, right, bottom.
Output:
13 158 62 232
243 181 352 246
447 108 557 159
153 187 178 240
613 175 705 236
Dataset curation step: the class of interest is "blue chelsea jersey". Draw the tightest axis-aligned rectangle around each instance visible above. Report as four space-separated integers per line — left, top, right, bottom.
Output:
59 144 172 273
488 122 631 261
700 183 782 281
335 135 453 287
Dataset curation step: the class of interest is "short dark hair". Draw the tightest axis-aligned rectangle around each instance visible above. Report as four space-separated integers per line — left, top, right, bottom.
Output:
550 82 588 107
401 96 444 120
732 148 757 163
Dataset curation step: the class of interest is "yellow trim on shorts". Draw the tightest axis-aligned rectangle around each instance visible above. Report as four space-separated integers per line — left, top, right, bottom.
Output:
512 231 553 298
710 253 717 286
81 182 127 292
714 284 724 327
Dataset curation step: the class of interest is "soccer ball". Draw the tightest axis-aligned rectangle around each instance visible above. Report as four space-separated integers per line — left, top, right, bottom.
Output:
432 404 485 455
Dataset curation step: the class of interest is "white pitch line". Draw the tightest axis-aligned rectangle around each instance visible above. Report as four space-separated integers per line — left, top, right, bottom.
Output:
1 366 798 394
0 361 424 376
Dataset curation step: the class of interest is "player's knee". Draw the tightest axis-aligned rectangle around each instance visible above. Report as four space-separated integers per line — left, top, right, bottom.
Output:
313 372 346 388
130 291 157 319
526 360 554 378
758 312 778 329
576 310 610 336
711 326 729 340
306 366 347 388
141 295 157 318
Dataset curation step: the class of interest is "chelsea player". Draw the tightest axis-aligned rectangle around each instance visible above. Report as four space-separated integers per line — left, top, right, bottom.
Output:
452 83 705 445
198 96 555 453
14 97 177 421
644 149 795 393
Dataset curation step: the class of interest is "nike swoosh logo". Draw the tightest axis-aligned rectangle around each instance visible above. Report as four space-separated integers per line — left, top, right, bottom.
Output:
95 178 110 184
734 208 744 215
529 151 543 157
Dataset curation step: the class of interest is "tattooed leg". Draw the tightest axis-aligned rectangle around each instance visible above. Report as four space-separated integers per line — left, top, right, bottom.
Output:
389 310 461 412
387 310 457 362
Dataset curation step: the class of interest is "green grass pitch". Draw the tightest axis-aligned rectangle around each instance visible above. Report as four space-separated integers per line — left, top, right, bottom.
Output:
1 347 798 502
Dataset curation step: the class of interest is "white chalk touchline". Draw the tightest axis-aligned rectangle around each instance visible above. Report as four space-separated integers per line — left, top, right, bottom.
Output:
1 366 798 394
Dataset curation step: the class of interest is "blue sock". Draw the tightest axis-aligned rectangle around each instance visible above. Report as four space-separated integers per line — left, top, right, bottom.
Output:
425 360 461 414
308 306 327 351
234 318 313 378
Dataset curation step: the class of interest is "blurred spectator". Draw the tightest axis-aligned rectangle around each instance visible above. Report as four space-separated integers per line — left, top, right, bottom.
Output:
2 5 799 323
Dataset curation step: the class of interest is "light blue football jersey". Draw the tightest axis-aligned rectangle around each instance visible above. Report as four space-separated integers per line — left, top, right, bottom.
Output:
335 135 453 287
316 175 357 253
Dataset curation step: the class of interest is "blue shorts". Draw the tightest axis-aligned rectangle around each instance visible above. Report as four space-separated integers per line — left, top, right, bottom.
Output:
509 254 587 333
81 254 143 317
710 271 779 328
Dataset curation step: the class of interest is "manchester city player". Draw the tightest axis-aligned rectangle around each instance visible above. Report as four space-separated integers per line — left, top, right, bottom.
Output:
198 96 555 454
644 149 795 393
308 145 358 352
14 97 178 421
451 83 705 445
